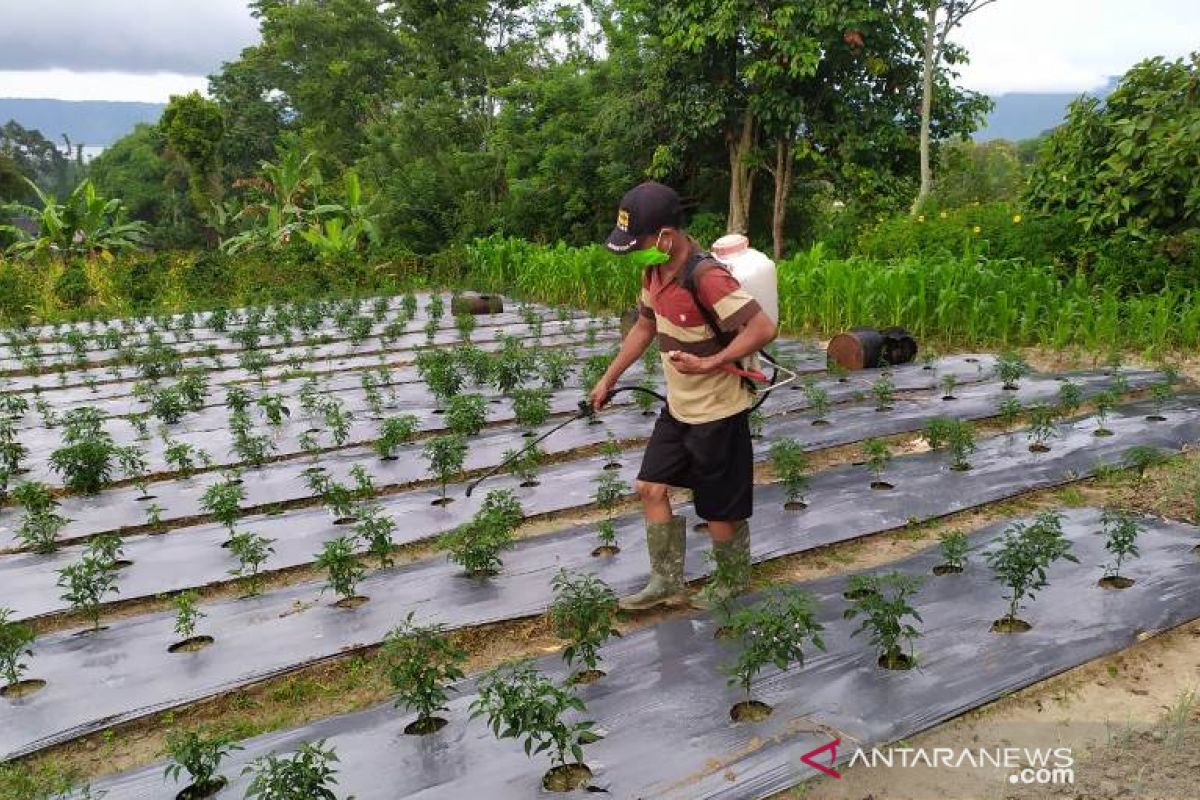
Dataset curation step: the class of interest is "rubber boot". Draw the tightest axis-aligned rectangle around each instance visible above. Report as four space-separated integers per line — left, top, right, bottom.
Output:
619 515 687 610
693 519 752 610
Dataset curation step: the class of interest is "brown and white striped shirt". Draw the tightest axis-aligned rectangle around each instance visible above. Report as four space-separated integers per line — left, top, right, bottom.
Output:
637 255 762 424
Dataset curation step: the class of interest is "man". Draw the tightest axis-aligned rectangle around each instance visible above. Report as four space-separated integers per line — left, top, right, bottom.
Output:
590 182 777 610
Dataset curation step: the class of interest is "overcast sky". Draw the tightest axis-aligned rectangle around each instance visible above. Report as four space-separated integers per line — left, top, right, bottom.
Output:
0 0 1197 102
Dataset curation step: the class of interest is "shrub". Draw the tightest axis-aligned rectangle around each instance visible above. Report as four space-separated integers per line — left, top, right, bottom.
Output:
769 439 809 508
380 612 467 734
1100 509 1141 585
438 489 522 576
843 572 924 669
423 434 468 505
722 588 825 707
227 531 275 596
374 414 419 460
445 393 488 438
0 607 35 688
548 569 620 678
984 511 1077 631
164 729 242 798
315 536 366 604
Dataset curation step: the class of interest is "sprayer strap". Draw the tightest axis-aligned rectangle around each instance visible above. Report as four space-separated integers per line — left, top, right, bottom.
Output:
680 252 757 394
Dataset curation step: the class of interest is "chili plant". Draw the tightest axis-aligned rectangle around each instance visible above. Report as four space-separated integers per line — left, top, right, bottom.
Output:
164 440 212 477
1123 445 1168 480
49 407 116 494
227 531 275 596
870 376 895 411
0 607 35 689
454 312 475 342
939 373 958 400
512 388 552 434
591 468 625 552
997 395 1023 434
416 349 463 409
1099 509 1141 587
548 569 620 679
315 536 366 605
843 572 924 669
201 474 245 537
769 438 809 509
1148 381 1172 420
380 612 467 734
599 434 622 469
540 349 573 391
803 381 830 425
504 443 544 487
437 489 522 576
862 438 892 488
1056 380 1083 417
445 393 488 437
945 419 975 471
996 352 1030 390
242 740 341 800
423 433 468 505
984 511 1077 632
14 482 68 554
173 589 206 640
374 414 419 460
721 588 825 716
164 729 243 798
470 661 597 788
934 531 971 574
57 554 119 630
1025 404 1058 452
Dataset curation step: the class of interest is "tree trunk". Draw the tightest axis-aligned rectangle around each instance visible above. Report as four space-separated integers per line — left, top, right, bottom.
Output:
771 138 794 262
911 2 938 216
727 108 757 234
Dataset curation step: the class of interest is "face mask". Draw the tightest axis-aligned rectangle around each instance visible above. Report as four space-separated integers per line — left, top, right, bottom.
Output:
626 230 672 268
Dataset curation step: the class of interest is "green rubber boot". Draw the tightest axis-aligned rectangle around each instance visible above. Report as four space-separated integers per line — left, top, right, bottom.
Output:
619 515 687 610
693 519 752 610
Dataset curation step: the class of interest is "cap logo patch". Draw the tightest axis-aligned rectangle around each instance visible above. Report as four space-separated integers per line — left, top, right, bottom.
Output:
617 208 630 232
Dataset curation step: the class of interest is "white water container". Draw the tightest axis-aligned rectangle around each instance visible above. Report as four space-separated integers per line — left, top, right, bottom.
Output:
711 234 778 324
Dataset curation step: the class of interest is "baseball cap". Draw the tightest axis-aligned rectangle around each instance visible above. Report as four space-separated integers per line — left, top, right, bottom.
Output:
604 182 684 254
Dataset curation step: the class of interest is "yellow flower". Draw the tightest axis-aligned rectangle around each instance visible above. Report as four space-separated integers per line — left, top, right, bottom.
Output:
917 214 925 223
939 211 948 219
1012 214 1022 224
972 225 982 234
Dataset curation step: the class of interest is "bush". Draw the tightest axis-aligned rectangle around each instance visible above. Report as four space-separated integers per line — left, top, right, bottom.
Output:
380 612 467 734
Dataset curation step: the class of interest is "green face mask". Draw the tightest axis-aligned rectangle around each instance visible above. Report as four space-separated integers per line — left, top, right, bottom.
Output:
626 231 672 268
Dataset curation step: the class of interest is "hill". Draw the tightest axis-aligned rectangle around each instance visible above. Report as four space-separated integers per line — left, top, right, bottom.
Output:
0 98 165 149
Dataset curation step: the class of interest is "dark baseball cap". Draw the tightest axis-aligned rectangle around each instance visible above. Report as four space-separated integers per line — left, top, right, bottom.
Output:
604 182 683 254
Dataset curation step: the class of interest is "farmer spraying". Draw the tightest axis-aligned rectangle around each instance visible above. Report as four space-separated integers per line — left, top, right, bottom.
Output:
591 181 778 610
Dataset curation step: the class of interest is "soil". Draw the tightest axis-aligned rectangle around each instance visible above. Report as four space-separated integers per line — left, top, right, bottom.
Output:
1 679 47 699
1029 443 1051 453
542 763 593 792
931 564 964 576
402 717 448 736
785 501 809 511
176 777 226 800
870 481 895 490
590 545 620 557
168 635 215 654
991 617 1033 633
1097 575 1135 590
878 652 916 670
333 595 370 609
568 669 606 686
730 700 773 723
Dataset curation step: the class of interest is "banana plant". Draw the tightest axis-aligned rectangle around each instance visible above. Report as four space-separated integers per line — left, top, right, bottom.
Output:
1 177 148 259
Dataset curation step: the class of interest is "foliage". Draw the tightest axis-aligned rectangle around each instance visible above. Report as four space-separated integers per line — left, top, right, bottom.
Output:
374 414 419 459
721 588 825 697
380 612 467 729
995 351 1030 390
843 572 924 669
422 434 468 503
227 531 275 596
201 474 246 533
49 407 116 494
804 382 830 423
0 607 36 687
1056 380 1083 417
173 590 206 640
315 536 365 602
984 511 1077 625
1 177 149 260
870 376 895 411
470 661 596 768
242 740 341 800
164 729 242 794
997 396 1023 432
511 388 552 432
1093 389 1116 433
438 489 523 576
56 554 119 630
1100 509 1141 580
862 438 892 482
768 438 809 506
548 569 620 675
1025 404 1058 450
445 393 488 438
354 503 397 568
938 530 970 571
504 443 544 486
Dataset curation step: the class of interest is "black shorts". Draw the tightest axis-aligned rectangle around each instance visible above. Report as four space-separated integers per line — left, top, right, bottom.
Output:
636 406 753 521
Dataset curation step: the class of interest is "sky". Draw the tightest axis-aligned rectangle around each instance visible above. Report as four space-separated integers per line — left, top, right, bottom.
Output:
0 0 1197 102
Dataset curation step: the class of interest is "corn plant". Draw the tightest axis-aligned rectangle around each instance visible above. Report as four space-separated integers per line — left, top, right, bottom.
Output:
164 729 243 798
1025 404 1058 452
984 511 1076 632
769 438 809 509
721 588 825 714
862 438 892 488
1099 509 1141 587
227 531 275 596
355 503 397 568
173 589 205 641
470 661 597 786
380 612 467 734
548 569 620 679
843 572 924 669
504 443 544 487
315 536 366 605
374 414 419 460
996 352 1030 391
57 554 119 630
445 393 488 437
242 740 341 800
423 434 468 505
804 382 830 425
934 531 971 575
0 607 35 689
512 388 552 434
870 376 895 411
438 489 523 576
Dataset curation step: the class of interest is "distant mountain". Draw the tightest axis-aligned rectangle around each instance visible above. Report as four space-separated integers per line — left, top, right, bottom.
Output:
0 98 165 149
974 78 1118 142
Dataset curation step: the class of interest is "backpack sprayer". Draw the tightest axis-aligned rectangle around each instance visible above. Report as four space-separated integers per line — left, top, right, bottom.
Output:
465 235 796 498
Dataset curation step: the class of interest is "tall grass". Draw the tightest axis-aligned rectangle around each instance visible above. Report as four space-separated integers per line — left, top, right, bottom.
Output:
464 237 1200 354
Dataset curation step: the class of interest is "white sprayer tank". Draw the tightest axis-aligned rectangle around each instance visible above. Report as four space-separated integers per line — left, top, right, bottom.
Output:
711 234 778 376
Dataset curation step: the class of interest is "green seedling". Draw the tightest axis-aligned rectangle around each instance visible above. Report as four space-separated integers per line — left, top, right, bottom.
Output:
423 434 468 506
548 569 620 679
315 536 366 605
843 572 924 669
380 612 467 735
173 590 206 641
227 531 275 597
445 393 488 438
438 489 523 576
374 414 419 460
934 531 970 574
0 607 36 689
164 729 243 798
1099 509 1141 588
769 438 809 509
984 511 1077 632
242 740 340 800
996 352 1030 390
862 438 892 488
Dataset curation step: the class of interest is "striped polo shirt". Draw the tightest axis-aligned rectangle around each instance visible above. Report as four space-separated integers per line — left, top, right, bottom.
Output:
637 253 763 424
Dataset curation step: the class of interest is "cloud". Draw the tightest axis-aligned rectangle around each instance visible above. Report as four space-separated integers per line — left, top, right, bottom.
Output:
951 0 1200 94
0 69 208 103
0 0 259 75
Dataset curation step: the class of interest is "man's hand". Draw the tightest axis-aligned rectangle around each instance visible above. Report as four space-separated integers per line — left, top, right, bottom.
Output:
590 376 616 412
668 351 719 374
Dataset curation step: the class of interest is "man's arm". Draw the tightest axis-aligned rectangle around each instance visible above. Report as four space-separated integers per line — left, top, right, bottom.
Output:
591 314 656 409
708 310 776 367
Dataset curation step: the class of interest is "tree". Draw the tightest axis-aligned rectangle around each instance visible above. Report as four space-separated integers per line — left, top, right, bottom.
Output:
160 91 226 229
911 0 1000 214
1 177 149 260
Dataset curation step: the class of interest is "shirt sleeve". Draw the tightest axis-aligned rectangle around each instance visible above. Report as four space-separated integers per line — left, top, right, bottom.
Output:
695 264 762 332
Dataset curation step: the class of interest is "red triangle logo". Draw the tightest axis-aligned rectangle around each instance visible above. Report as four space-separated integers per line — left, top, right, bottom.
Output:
801 738 842 779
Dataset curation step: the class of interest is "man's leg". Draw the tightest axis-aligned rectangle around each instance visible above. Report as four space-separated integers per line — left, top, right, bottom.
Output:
688 410 754 607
